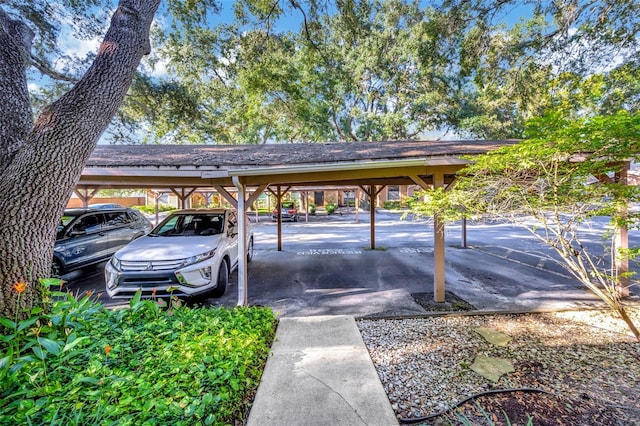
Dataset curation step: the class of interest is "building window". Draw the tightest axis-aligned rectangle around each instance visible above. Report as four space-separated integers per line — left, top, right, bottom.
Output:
387 185 400 201
343 190 355 207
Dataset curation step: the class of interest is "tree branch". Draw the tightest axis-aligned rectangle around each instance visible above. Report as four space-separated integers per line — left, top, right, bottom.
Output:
29 53 78 83
0 6 34 169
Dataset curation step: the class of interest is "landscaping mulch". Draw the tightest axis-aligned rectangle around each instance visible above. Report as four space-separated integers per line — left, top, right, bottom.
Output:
358 307 640 426
433 389 630 425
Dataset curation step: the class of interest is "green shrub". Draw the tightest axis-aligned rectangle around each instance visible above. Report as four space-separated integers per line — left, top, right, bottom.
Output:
310 203 316 215
382 200 402 209
132 204 175 214
325 203 337 214
0 282 277 425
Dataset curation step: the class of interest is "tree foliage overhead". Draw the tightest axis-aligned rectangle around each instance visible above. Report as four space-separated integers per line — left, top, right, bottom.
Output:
13 0 640 144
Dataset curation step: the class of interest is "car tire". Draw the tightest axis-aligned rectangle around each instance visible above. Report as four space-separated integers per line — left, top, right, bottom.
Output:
51 259 63 278
247 238 254 263
210 258 228 297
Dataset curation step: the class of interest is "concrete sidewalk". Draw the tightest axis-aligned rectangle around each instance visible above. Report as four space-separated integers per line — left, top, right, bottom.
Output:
247 315 398 426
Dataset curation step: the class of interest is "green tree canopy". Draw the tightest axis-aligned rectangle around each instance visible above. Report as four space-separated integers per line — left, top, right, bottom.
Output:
12 0 640 144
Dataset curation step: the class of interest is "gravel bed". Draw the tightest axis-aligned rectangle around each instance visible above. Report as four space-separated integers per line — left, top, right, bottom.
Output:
357 308 640 423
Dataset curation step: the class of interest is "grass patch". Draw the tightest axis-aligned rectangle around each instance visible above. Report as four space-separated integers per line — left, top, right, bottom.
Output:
363 246 388 251
0 283 277 425
411 291 476 312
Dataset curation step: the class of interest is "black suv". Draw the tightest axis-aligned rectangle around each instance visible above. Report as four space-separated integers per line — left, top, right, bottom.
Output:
53 207 153 277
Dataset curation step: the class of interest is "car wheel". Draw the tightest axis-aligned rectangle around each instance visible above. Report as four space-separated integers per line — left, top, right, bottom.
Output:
51 259 63 278
210 258 228 297
247 238 254 263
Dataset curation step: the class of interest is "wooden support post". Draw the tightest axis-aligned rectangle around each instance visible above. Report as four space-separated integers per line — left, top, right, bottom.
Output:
198 191 215 207
355 187 360 223
370 185 376 250
360 184 384 250
147 190 164 225
276 186 282 251
267 186 290 252
302 191 309 222
170 187 197 209
155 194 159 224
74 187 100 208
433 173 446 302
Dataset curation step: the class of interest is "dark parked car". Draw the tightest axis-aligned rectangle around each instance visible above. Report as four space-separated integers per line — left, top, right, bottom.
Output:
272 201 298 222
88 203 125 209
53 207 152 277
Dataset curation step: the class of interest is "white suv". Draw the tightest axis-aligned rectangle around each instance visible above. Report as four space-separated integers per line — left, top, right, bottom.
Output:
105 209 253 299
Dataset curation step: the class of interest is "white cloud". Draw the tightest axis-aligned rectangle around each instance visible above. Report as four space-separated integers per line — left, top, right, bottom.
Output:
59 37 100 59
144 59 170 78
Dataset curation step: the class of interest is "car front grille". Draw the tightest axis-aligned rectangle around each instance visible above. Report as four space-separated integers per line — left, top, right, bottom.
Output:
117 271 180 288
120 259 185 272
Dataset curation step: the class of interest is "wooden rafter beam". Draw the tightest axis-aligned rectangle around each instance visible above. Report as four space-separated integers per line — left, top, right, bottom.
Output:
409 175 430 191
213 185 238 209
246 183 269 207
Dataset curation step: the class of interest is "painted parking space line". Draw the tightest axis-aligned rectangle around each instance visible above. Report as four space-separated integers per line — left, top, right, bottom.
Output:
296 249 364 255
472 245 573 279
398 247 432 254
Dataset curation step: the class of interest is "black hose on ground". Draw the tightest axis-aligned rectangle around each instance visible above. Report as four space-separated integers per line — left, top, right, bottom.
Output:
398 387 551 424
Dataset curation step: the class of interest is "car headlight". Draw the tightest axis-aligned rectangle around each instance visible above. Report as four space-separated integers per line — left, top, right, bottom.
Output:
181 249 216 268
110 256 121 271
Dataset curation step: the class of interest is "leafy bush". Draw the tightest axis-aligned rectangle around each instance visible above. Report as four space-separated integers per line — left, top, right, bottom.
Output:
382 200 402 209
325 203 338 214
0 281 277 425
132 204 176 214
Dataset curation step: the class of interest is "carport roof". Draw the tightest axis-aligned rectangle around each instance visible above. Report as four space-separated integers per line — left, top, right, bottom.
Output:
87 139 516 167
80 139 518 189
81 139 521 306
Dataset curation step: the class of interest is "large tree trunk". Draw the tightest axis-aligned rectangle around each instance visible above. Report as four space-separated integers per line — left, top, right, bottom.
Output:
0 1 161 318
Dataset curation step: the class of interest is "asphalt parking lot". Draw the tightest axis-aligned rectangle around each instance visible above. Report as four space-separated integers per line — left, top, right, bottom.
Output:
62 210 638 316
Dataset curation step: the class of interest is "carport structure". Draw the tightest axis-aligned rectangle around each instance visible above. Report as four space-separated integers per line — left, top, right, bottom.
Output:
79 139 517 305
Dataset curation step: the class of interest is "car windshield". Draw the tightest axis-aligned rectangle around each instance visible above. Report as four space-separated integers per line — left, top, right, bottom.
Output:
151 213 225 237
